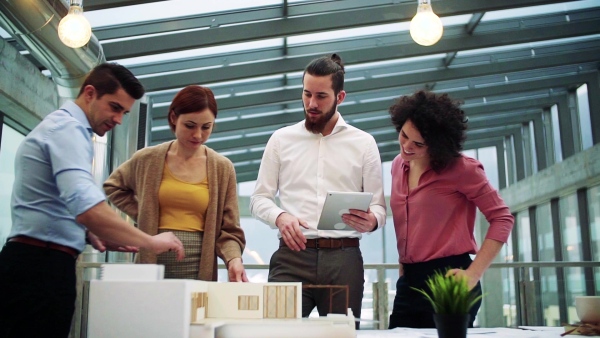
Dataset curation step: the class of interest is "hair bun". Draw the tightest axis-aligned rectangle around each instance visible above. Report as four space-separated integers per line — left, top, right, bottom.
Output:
330 53 344 70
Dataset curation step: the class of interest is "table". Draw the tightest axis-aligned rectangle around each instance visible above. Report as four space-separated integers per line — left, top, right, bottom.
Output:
356 326 598 337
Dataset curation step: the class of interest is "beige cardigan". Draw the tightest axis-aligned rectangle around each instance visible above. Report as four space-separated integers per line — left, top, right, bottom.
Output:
103 141 245 281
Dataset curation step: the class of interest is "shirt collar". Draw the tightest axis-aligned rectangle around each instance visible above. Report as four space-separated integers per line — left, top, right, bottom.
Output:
330 113 348 134
401 159 410 172
60 101 93 136
401 158 433 174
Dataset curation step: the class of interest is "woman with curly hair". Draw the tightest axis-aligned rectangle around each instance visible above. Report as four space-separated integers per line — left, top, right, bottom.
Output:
387 90 514 328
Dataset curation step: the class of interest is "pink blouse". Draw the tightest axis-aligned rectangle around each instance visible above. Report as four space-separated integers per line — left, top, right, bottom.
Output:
390 154 514 264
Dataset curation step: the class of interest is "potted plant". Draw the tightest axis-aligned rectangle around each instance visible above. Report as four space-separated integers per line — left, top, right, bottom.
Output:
412 270 483 338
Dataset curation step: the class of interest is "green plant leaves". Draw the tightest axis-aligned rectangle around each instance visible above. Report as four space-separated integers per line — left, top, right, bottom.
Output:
410 270 483 315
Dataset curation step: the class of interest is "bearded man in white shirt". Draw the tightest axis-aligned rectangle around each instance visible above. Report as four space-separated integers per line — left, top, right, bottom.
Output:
250 54 386 329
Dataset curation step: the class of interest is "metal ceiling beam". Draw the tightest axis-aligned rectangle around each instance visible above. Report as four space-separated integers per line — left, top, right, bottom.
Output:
153 72 595 155
223 149 267 164
355 110 539 136
465 12 485 35
138 11 600 92
336 73 594 146
92 1 388 40
464 96 565 117
233 162 262 175
97 0 569 59
464 138 505 151
149 48 600 122
129 30 599 84
468 125 523 142
101 5 411 59
468 111 541 130
84 0 166 11
236 171 260 183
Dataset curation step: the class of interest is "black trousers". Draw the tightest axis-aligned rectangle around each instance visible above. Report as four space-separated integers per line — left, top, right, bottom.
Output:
0 242 77 338
268 245 364 329
388 253 482 329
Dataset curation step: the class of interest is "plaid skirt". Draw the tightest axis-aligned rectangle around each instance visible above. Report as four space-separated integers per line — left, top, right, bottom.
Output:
156 229 203 279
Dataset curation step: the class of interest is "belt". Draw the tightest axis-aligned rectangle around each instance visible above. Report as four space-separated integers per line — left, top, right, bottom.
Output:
9 235 79 258
303 237 360 249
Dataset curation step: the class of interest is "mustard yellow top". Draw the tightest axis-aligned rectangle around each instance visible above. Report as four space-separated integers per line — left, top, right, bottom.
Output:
104 141 245 281
158 163 209 232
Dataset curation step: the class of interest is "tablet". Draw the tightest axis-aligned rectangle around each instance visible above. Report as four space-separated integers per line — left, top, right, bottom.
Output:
317 191 373 230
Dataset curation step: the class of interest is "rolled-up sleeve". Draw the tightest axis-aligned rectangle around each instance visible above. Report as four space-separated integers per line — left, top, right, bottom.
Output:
460 159 514 243
47 120 105 217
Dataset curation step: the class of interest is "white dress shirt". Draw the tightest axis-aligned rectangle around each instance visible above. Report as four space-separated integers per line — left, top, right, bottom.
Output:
250 114 386 239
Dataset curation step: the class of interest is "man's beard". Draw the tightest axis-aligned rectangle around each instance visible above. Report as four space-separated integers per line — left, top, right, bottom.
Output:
304 100 337 134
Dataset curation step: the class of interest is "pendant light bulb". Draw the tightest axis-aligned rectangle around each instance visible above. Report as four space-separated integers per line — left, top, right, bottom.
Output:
58 4 92 48
409 0 443 46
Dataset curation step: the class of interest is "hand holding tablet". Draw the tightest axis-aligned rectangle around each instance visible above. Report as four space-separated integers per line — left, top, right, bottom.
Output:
317 191 373 230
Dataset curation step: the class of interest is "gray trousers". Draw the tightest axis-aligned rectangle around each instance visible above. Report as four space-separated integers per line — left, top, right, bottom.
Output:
268 244 364 328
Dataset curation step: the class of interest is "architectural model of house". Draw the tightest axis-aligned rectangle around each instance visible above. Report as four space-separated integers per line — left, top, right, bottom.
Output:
86 264 356 338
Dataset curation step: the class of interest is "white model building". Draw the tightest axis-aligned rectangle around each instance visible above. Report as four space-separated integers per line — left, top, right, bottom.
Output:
86 264 356 338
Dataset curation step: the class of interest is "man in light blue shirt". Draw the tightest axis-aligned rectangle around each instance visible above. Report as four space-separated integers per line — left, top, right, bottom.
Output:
0 63 185 338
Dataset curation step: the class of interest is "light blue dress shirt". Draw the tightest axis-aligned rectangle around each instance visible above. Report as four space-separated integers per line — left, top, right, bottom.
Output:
9 101 107 252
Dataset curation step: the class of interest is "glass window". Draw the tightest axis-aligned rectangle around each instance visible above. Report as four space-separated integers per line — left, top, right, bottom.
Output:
237 216 278 283
382 161 392 197
559 193 585 323
0 124 25 245
233 180 277 283
576 84 593 150
238 180 256 197
550 104 563 163
383 215 399 313
517 210 532 262
536 203 560 326
528 121 538 174
477 146 499 190
502 231 517 327
587 185 600 293
516 210 534 298
463 149 476 159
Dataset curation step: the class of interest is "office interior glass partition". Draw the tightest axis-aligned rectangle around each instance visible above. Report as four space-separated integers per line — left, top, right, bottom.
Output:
517 210 533 266
587 185 600 293
559 193 585 323
536 203 560 326
502 232 518 327
576 84 593 150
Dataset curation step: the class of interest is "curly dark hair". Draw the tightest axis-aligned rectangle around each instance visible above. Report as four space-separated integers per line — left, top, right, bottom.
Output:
389 90 468 172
